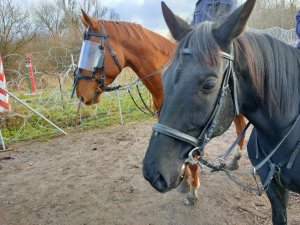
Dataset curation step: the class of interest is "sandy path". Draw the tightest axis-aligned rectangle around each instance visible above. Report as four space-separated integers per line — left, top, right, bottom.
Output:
0 121 299 225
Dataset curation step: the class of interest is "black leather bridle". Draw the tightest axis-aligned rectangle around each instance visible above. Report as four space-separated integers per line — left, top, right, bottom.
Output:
152 50 240 163
71 24 122 99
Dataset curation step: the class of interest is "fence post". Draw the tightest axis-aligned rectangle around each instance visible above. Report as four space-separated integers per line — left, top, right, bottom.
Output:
0 129 6 151
116 75 123 126
0 87 67 135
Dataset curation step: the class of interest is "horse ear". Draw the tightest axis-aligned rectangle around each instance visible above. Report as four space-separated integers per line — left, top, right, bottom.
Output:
161 1 191 41
213 0 256 47
81 9 98 30
80 15 89 28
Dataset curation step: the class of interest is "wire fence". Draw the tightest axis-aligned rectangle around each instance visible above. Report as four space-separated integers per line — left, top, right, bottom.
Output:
253 27 298 46
0 27 298 145
0 41 153 145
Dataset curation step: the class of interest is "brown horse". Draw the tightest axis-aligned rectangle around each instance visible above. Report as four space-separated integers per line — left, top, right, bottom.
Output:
75 11 246 205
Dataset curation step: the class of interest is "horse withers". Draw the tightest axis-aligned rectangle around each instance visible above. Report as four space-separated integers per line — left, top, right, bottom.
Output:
143 0 300 224
74 11 247 205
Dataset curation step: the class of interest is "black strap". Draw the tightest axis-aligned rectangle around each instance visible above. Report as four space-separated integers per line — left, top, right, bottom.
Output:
218 122 251 161
254 114 300 173
84 30 109 39
287 139 300 169
128 89 153 115
197 56 232 150
136 85 155 116
100 23 122 72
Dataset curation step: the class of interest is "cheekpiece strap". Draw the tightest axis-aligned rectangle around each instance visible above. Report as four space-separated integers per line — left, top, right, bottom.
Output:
220 51 234 61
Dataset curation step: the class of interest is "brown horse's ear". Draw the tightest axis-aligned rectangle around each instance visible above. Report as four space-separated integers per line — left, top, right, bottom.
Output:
80 15 89 28
213 0 256 47
161 1 191 41
81 9 98 30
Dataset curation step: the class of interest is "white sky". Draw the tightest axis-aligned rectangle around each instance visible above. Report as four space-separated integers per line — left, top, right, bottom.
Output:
25 0 195 36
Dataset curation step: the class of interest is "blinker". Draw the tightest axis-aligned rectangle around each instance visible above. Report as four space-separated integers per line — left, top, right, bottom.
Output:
77 40 102 72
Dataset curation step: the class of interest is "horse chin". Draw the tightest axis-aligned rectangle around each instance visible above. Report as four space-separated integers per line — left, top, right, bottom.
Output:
81 95 101 105
82 100 96 105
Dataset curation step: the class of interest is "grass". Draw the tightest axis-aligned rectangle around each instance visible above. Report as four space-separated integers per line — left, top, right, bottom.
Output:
1 84 155 144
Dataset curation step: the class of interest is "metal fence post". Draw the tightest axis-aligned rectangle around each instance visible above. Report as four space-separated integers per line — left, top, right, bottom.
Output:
0 129 6 151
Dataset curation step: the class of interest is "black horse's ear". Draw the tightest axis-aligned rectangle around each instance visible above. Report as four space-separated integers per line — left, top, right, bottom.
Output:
161 1 191 41
213 0 256 47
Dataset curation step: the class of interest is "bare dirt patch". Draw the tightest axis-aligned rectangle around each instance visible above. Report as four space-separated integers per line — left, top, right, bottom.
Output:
0 121 299 225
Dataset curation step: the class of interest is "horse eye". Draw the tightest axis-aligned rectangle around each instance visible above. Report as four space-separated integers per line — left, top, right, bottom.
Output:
202 80 216 91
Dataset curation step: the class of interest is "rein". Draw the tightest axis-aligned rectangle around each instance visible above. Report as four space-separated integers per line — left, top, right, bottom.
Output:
128 86 156 116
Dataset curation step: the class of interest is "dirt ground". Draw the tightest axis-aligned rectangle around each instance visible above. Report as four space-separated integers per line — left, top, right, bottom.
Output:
0 121 299 225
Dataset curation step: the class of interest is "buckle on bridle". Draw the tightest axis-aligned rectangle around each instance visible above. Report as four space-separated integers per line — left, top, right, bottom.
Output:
185 147 201 165
204 134 210 142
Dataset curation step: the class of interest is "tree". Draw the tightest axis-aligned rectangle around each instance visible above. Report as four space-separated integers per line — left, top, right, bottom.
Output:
80 0 120 20
34 0 120 38
0 0 37 57
35 2 65 38
248 0 300 29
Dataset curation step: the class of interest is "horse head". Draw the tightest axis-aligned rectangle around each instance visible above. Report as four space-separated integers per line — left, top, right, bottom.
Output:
73 11 125 105
143 0 256 192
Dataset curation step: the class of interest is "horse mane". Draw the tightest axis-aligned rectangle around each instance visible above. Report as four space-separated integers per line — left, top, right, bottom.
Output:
101 20 175 56
233 31 300 117
174 22 300 117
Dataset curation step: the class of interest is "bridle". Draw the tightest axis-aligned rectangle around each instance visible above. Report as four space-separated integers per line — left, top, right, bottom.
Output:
70 22 166 116
152 49 240 165
71 23 122 99
152 48 300 195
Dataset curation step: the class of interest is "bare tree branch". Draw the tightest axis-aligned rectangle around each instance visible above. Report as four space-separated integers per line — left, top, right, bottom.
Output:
0 0 37 57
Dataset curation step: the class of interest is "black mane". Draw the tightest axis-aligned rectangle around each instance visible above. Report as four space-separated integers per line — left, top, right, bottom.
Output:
233 31 300 116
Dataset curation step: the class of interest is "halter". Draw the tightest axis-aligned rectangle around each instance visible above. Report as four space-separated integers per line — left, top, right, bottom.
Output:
71 23 122 98
152 50 240 162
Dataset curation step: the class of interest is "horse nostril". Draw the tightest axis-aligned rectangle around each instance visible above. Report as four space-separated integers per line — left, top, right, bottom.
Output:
143 166 168 192
153 173 168 193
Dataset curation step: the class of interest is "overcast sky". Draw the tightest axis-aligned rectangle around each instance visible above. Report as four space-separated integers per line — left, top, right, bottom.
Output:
100 0 195 35
27 0 244 36
100 0 245 35
27 0 197 35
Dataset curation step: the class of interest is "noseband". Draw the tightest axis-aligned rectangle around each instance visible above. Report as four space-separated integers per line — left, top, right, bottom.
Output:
71 24 122 98
153 50 239 162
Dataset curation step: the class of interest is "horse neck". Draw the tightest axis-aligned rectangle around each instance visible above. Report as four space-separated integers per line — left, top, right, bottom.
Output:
103 21 175 109
234 32 300 138
125 52 170 109
122 39 174 110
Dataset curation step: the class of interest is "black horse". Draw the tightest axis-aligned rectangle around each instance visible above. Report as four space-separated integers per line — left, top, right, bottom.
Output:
143 0 300 224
